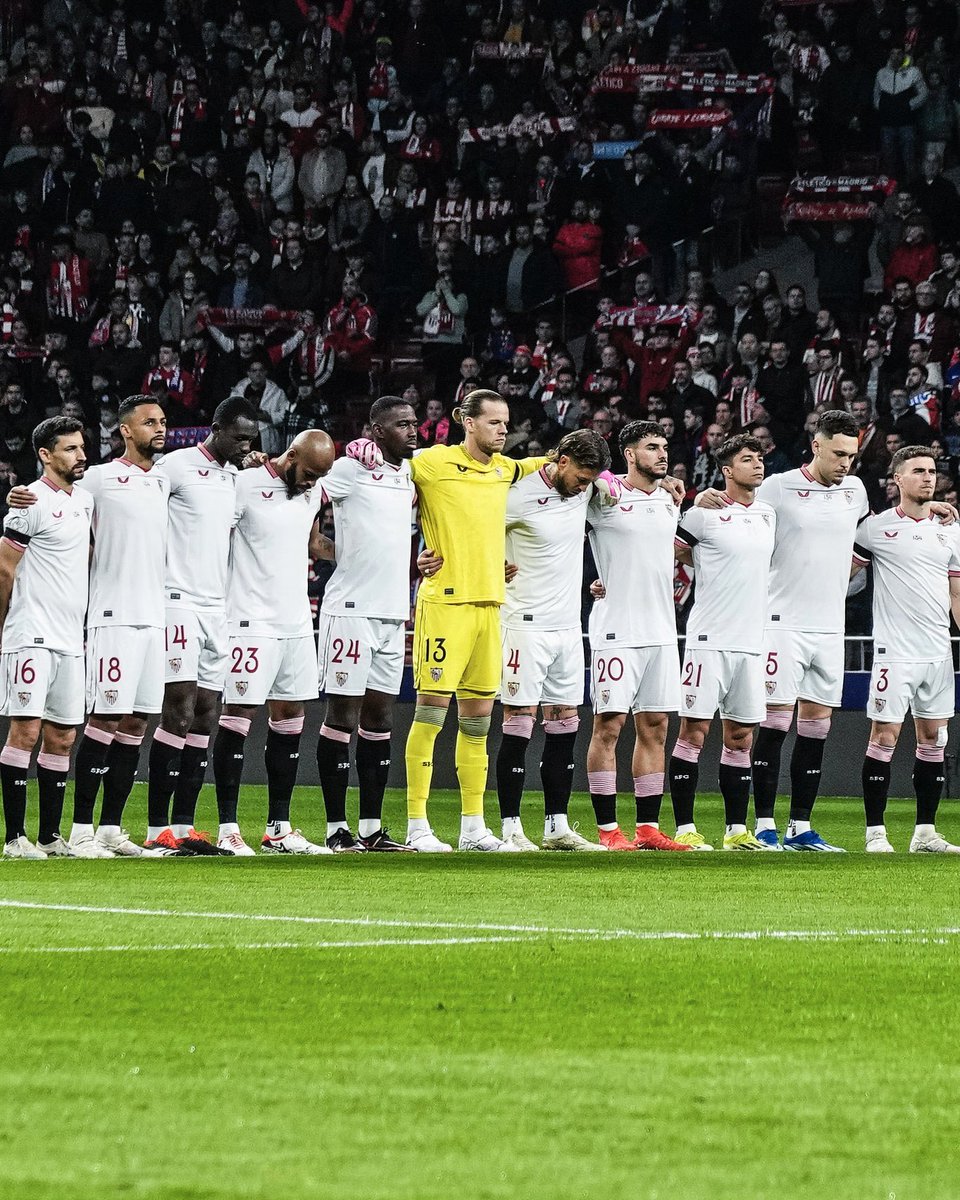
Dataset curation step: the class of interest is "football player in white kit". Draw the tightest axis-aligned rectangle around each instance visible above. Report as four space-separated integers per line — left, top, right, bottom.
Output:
212 429 335 855
71 397 170 858
585 421 690 852
670 434 777 850
315 396 419 853
852 446 960 853
495 429 611 852
0 418 93 859
143 397 259 856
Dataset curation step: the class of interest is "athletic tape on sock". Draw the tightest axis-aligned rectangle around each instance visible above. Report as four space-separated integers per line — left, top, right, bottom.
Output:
866 741 894 763
358 728 391 741
114 732 144 747
587 770 616 792
672 739 702 763
458 715 491 738
544 716 579 735
503 714 535 738
634 772 665 797
219 716 251 737
720 746 751 768
796 717 830 740
761 709 793 732
83 724 114 746
0 746 30 769
413 705 446 728
268 716 304 735
916 742 945 763
154 728 186 749
185 732 210 748
37 752 69 771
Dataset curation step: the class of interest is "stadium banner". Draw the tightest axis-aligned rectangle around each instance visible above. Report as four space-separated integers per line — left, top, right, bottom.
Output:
200 306 302 329
647 108 733 129
459 115 576 143
592 65 774 95
597 303 700 329
782 200 877 222
788 174 897 197
472 42 547 61
592 139 641 159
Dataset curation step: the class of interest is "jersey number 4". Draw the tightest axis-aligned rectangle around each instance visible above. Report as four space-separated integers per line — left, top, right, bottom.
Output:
506 648 520 674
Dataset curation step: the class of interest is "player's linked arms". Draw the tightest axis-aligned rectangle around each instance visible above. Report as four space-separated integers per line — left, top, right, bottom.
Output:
5 485 36 509
416 546 517 582
930 501 959 525
590 578 606 599
345 438 383 470
693 487 726 510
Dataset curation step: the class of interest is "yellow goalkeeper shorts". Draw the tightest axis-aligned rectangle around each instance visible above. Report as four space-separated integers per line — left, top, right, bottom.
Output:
412 597 501 698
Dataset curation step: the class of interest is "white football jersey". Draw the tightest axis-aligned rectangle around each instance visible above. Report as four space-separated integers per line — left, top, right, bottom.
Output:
157 443 237 611
853 506 960 662
228 463 325 638
81 458 169 629
503 467 590 631
320 456 415 621
1 476 94 654
587 481 679 649
759 467 869 634
677 498 777 653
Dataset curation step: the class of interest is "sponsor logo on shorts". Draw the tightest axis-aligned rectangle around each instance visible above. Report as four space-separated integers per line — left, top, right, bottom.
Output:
430 667 443 682
600 689 610 704
874 698 885 712
685 693 696 708
103 690 118 705
168 658 181 673
335 672 348 686
235 681 248 696
765 680 776 695
17 692 30 705
506 681 519 697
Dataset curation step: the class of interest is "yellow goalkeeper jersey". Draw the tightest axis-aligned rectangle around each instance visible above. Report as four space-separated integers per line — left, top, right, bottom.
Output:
410 445 547 605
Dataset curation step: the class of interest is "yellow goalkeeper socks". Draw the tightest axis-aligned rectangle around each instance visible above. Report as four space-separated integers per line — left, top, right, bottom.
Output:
455 730 488 818
405 713 444 820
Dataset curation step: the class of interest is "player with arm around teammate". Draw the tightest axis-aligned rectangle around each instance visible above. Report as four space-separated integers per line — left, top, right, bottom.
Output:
0 418 93 858
314 395 420 853
852 447 960 854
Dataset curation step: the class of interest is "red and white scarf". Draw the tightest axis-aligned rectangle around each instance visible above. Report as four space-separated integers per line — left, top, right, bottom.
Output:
47 254 88 320
0 302 17 342
169 97 207 147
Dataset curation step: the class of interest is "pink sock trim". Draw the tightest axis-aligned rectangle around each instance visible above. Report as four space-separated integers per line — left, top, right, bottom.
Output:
587 770 617 793
0 746 30 768
185 733 210 749
219 716 251 737
633 772 664 797
797 717 830 740
672 739 702 763
544 716 579 735
720 747 751 768
37 752 69 771
761 709 793 732
83 724 114 746
114 732 144 747
866 741 894 763
358 728 391 741
154 728 186 749
916 743 945 763
269 716 304 735
320 723 351 744
503 714 535 738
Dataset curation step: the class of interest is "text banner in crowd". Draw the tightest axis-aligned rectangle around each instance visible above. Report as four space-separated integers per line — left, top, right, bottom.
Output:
647 108 733 129
592 65 774 95
788 175 898 197
783 201 878 222
459 116 577 143
592 140 641 159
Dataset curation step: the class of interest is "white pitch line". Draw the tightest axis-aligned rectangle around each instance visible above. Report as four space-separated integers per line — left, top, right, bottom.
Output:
0 935 560 954
2 899 960 946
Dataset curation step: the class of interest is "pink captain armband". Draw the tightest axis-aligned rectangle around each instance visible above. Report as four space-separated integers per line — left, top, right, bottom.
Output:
345 438 383 470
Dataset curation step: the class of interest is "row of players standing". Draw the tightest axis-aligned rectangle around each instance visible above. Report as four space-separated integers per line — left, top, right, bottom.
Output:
1 391 958 858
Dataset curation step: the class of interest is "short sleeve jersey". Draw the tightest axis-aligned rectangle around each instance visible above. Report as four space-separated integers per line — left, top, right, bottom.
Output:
156 443 238 611
677 498 777 653
320 456 415 621
81 458 169 629
853 506 960 662
758 467 869 634
1 477 94 655
502 467 590 631
228 462 325 638
409 445 548 605
587 481 679 649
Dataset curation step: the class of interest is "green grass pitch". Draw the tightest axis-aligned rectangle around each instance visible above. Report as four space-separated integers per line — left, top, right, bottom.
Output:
2 785 960 1200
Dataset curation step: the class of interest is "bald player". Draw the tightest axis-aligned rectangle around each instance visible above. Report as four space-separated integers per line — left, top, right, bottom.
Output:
213 430 336 855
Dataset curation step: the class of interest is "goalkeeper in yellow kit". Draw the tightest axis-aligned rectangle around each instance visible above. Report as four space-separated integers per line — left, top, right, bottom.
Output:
349 389 552 851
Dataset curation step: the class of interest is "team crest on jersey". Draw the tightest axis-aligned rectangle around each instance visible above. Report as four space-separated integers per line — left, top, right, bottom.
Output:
938 532 948 546
506 681 519 697
601 689 610 704
495 467 503 477
685 693 696 708
235 681 248 696
336 672 348 687
761 514 771 525
103 690 118 705
168 658 181 674
765 680 776 695
845 491 854 503
430 667 443 682
874 698 885 712
16 692 30 705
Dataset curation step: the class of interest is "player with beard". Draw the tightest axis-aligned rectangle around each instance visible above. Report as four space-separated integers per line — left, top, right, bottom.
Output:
0 418 93 858
315 396 420 852
143 397 260 856
213 429 335 855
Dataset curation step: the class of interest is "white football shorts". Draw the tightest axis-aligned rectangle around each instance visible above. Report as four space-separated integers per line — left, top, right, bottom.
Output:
223 634 318 706
867 657 955 723
86 625 164 715
502 625 584 707
762 627 844 709
164 608 229 690
679 648 765 724
1 648 85 725
317 613 406 697
590 644 680 714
